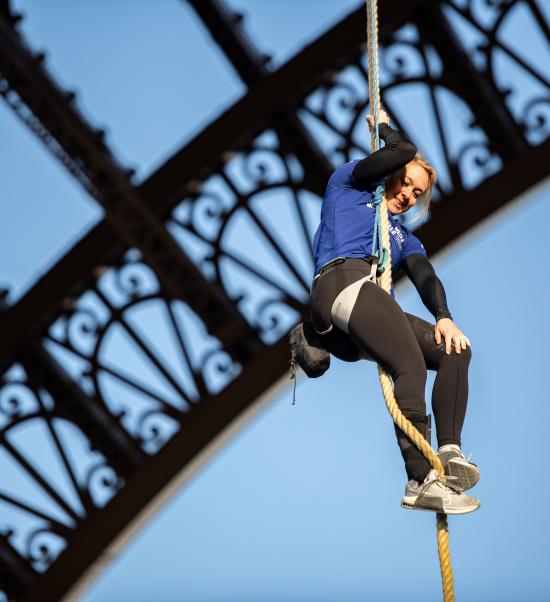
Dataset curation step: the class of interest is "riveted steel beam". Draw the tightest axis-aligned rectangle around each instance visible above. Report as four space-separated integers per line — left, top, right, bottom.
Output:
0 13 261 363
186 0 333 192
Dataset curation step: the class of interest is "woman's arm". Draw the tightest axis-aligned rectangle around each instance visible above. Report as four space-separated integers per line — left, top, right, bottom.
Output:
352 117 417 185
403 253 471 354
402 253 452 321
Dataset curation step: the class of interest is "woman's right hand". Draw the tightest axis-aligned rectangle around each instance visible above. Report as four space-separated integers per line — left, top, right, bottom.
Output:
366 110 390 129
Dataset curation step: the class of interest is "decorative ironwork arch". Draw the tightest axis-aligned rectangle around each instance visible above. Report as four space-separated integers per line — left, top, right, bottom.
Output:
0 0 548 599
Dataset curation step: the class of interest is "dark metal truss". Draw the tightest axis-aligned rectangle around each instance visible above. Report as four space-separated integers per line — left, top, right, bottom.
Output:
0 0 548 599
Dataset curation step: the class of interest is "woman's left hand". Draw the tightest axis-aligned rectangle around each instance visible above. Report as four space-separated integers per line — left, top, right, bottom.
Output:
366 110 390 129
434 318 471 355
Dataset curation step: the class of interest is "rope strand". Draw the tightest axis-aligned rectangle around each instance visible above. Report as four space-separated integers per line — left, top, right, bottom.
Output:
365 1 455 600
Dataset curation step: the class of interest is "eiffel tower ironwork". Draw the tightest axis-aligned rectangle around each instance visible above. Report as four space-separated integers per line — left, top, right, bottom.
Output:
0 0 548 599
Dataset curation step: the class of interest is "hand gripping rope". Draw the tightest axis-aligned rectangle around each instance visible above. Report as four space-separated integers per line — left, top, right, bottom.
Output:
365 1 456 600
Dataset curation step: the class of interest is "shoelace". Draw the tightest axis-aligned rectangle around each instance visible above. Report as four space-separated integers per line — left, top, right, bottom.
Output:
418 473 462 499
453 449 473 463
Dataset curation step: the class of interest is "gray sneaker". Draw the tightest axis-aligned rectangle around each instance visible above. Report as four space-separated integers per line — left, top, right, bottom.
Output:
438 448 480 491
401 470 480 515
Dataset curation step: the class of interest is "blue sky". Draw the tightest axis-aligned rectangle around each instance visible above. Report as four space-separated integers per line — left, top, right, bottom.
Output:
2 1 549 601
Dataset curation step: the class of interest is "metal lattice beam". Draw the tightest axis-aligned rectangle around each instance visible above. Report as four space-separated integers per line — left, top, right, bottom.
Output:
0 1 548 600
186 0 333 191
18 339 290 602
0 12 261 363
0 0 449 368
0 1 389 369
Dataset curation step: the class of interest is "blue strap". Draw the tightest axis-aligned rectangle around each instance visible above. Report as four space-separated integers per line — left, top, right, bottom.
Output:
371 181 389 275
368 0 389 276
369 0 381 152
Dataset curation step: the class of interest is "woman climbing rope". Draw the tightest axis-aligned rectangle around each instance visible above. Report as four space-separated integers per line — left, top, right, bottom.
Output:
309 110 480 514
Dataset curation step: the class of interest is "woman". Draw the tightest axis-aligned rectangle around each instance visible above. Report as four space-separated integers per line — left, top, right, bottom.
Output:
310 111 480 514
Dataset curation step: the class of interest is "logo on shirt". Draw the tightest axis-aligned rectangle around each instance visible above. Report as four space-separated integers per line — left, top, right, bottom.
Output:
389 223 405 250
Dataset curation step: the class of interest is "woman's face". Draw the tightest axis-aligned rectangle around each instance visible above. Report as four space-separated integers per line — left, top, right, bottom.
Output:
386 162 429 215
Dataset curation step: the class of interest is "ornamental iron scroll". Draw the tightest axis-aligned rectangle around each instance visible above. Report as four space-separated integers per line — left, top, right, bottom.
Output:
0 364 121 573
0 249 245 573
299 25 503 222
168 130 319 344
445 0 550 145
0 1 549 599
43 250 242 454
298 0 548 228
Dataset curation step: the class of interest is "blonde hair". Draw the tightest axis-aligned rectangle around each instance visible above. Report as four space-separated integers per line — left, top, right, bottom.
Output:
385 152 436 222
412 152 436 218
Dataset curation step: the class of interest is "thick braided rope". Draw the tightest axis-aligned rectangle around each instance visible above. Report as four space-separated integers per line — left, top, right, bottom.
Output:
365 2 454 600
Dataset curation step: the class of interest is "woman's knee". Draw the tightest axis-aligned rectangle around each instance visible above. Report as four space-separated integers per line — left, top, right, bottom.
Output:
459 345 472 363
443 345 472 366
428 339 472 370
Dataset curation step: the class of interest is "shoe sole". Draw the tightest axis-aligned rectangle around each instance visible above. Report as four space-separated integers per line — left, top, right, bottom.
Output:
444 459 480 491
401 499 480 515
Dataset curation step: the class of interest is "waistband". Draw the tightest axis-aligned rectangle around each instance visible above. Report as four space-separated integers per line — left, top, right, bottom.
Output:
312 256 377 284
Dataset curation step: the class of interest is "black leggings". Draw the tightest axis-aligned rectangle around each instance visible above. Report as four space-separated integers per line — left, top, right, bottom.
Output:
310 258 471 483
